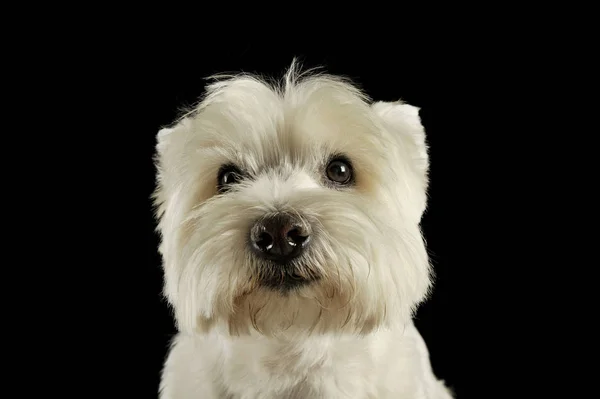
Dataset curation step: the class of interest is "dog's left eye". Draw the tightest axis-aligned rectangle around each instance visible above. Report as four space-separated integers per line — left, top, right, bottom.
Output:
326 157 353 185
218 164 243 192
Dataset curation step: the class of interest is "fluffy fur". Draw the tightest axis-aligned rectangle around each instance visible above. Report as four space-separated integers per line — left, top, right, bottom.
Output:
154 62 453 398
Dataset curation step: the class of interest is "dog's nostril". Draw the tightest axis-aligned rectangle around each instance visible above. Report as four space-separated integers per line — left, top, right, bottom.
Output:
256 232 274 252
286 228 309 247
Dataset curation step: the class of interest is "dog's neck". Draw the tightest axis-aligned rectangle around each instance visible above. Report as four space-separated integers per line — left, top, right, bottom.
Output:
214 331 368 397
190 321 428 398
209 322 382 376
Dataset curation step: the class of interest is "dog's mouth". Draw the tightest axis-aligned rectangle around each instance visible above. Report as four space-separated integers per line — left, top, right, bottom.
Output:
256 261 319 292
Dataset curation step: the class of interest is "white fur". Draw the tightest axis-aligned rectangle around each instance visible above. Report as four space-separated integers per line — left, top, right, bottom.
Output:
154 62 453 398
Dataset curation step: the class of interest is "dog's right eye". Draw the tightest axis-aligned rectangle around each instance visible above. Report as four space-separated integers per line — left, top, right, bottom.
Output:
217 164 243 192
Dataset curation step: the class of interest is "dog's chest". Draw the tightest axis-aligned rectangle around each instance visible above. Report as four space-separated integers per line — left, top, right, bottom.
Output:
220 337 378 399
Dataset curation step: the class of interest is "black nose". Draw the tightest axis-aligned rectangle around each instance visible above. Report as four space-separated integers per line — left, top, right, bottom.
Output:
250 214 311 263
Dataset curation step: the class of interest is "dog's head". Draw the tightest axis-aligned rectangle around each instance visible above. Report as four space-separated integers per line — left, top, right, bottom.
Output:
154 63 432 337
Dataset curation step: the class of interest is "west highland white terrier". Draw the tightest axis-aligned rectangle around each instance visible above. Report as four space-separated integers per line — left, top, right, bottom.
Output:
154 62 453 398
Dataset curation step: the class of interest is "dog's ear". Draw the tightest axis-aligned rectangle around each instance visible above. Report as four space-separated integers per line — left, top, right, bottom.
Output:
156 126 176 155
371 101 429 179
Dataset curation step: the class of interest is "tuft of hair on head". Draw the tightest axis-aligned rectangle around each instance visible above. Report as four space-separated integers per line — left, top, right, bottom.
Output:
173 57 371 124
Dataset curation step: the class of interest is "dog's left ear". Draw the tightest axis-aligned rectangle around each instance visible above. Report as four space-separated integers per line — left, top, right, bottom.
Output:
372 101 429 180
156 126 176 156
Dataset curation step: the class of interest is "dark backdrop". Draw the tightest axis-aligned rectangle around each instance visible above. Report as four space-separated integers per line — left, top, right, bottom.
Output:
125 42 485 398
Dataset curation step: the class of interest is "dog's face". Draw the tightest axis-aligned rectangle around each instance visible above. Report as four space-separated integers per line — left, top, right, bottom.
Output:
154 66 432 337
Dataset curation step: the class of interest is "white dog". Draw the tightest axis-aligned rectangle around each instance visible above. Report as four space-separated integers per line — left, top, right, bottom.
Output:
153 62 453 398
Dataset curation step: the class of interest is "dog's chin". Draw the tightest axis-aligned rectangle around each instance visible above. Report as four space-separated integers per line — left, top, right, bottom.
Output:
204 257 385 338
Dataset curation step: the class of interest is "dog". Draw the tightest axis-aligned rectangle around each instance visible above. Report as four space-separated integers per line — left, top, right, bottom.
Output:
153 61 453 398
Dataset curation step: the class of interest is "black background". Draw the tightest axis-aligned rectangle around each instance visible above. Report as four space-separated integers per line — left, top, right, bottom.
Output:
109 39 501 398
12 7 576 397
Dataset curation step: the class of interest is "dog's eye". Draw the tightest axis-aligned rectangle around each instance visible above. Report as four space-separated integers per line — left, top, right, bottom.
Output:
218 164 243 192
326 158 353 185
